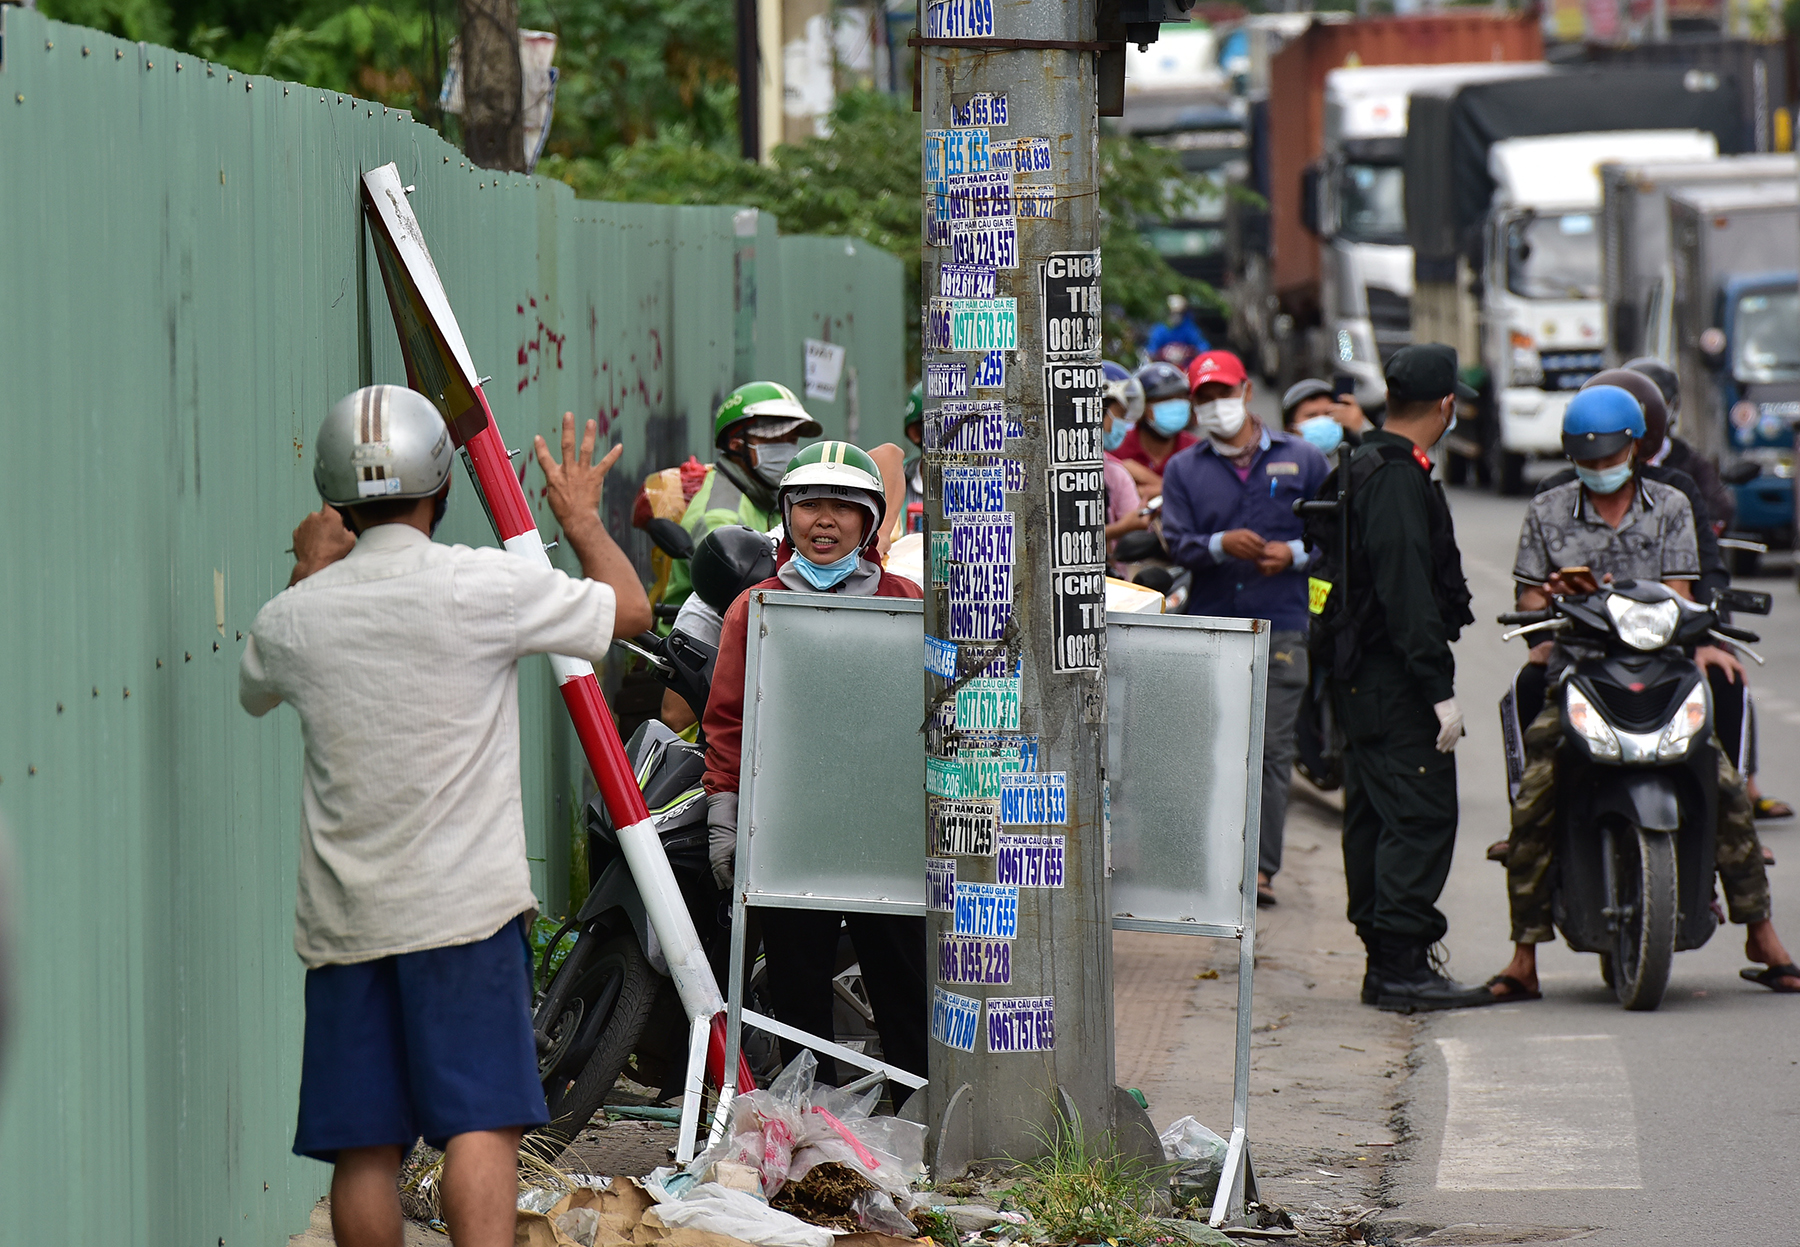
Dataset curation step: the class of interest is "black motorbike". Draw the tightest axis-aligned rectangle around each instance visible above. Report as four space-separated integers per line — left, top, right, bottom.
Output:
1498 581 1770 1010
530 523 881 1142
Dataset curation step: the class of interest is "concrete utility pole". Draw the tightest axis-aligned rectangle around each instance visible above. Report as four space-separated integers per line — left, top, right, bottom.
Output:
919 0 1115 1170
459 0 525 171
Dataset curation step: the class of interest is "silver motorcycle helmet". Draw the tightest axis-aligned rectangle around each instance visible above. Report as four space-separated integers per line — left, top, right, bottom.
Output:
314 385 454 507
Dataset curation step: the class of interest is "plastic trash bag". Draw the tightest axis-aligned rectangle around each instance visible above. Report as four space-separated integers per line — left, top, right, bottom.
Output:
850 1188 919 1237
553 1206 601 1247
1159 1115 1228 1203
652 1182 835 1247
692 1051 927 1201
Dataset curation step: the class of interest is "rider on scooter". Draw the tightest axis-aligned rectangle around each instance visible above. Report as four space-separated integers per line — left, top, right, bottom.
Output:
1486 386 1800 1000
700 442 930 1077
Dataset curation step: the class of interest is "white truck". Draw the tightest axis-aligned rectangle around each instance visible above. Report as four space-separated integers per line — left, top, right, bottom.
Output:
1482 130 1718 490
1312 63 1544 407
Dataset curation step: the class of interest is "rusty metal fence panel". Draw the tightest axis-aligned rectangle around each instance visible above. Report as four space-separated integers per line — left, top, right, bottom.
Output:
0 9 901 1244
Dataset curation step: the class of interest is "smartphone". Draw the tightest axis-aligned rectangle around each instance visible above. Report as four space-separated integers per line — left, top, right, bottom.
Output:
1331 372 1356 402
1556 566 1599 594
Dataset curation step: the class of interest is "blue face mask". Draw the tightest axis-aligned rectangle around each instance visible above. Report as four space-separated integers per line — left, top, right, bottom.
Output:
1148 398 1191 437
1103 419 1129 452
1576 458 1633 496
791 546 863 590
1297 415 1344 455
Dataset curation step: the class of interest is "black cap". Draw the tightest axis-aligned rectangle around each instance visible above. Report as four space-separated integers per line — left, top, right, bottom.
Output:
1281 377 1335 415
1385 344 1478 405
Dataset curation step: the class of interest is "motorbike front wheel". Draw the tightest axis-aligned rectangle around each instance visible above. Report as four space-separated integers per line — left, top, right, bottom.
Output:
1610 824 1677 1011
535 931 660 1146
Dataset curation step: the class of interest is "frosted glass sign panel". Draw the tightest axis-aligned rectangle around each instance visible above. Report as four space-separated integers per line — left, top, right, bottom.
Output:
739 592 929 913
1107 614 1266 933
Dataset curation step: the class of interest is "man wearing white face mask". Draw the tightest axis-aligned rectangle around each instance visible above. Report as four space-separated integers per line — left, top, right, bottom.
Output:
1160 350 1331 906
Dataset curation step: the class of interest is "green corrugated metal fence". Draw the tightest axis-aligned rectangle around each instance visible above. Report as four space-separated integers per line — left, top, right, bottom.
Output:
0 8 902 1244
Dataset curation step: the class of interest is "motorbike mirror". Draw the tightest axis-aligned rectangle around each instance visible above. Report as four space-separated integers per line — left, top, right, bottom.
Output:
1114 529 1165 562
1133 566 1176 593
645 517 696 561
1719 461 1761 486
1714 587 1773 616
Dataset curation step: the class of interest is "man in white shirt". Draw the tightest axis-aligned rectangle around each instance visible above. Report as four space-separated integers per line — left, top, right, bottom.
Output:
241 388 651 1247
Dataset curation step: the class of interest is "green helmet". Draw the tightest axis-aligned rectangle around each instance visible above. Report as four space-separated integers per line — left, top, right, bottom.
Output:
712 380 822 448
905 382 924 431
778 440 888 551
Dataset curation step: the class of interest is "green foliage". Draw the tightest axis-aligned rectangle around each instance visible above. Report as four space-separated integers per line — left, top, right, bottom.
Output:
529 912 574 989
1003 1108 1171 1246
543 90 1218 366
520 0 738 157
38 0 173 42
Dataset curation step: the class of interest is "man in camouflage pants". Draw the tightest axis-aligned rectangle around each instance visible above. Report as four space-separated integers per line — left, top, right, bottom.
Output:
1487 383 1799 999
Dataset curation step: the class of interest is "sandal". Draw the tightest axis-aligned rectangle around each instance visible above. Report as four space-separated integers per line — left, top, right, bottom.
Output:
1755 796 1795 820
1763 846 1777 867
1486 839 1510 863
1739 963 1800 993
1484 973 1541 1002
1256 873 1278 907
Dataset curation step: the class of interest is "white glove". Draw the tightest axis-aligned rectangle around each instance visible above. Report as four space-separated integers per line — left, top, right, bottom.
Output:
1433 698 1464 753
706 791 740 890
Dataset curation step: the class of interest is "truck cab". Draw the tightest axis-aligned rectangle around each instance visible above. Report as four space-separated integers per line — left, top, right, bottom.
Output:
1485 130 1718 492
1711 274 1800 547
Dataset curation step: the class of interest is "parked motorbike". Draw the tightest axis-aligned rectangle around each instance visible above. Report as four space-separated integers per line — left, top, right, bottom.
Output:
1114 498 1193 612
1497 581 1771 1010
531 523 883 1142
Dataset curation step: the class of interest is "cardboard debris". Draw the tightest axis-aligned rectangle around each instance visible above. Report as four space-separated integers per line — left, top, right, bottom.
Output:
516 1178 837 1247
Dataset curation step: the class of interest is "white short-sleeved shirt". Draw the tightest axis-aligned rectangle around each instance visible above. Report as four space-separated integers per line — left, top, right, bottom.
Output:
239 524 616 967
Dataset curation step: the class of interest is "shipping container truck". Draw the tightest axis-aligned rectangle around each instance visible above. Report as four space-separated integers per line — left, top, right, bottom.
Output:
1669 181 1800 566
1308 62 1546 407
1601 153 1798 365
1224 12 1543 394
1401 67 1746 491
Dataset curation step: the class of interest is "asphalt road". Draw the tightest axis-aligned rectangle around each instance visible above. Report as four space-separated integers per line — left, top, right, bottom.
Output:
1389 483 1800 1246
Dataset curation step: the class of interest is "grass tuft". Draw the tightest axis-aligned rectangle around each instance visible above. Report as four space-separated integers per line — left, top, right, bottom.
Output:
1002 1108 1170 1245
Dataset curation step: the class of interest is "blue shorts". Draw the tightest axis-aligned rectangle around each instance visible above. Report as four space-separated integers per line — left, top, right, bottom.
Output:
294 914 549 1162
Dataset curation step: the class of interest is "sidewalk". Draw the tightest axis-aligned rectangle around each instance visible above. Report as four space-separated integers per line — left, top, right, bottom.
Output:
1113 781 1417 1228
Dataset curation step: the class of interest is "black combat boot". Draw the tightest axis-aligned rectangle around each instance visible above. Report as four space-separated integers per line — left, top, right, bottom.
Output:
1359 930 1379 1006
1372 934 1495 1014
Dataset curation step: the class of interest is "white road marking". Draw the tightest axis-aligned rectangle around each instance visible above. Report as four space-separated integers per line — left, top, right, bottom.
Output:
1435 1034 1642 1191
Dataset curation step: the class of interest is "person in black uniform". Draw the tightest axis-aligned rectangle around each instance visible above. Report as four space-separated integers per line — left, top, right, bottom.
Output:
1321 345 1493 1013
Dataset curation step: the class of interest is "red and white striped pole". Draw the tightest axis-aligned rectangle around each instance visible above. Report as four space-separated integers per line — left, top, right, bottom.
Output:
360 166 754 1113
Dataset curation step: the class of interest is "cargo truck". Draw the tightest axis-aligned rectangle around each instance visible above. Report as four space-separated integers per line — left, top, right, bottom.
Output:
1222 12 1543 396
1308 62 1545 407
1601 153 1797 365
1669 181 1800 567
1401 67 1746 491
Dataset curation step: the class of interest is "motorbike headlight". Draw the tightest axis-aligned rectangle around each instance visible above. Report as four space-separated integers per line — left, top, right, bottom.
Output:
1566 683 1621 760
1657 682 1710 761
1605 594 1680 651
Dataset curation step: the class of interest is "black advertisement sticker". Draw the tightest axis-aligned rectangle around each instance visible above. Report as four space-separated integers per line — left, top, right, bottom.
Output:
1046 464 1106 571
1050 565 1105 673
1043 362 1106 466
1039 250 1102 359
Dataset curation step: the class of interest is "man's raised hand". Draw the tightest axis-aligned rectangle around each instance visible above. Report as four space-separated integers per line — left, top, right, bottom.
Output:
534 412 621 532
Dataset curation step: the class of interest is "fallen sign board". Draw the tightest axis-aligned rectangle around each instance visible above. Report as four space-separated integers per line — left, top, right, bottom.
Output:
721 594 1267 1225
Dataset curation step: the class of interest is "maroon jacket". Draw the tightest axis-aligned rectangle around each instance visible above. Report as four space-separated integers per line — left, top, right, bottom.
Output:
701 567 924 795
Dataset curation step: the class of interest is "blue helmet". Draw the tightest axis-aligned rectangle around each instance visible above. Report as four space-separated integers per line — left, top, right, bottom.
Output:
1562 385 1645 460
1101 360 1132 383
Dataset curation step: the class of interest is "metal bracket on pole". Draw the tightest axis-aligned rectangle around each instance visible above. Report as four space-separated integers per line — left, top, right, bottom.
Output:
675 1015 712 1164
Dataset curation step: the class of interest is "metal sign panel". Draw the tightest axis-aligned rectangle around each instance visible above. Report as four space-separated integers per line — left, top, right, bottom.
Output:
736 595 1265 930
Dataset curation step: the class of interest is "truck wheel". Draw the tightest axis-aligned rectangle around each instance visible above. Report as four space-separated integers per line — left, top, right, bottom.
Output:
1498 451 1526 497
1610 824 1676 1011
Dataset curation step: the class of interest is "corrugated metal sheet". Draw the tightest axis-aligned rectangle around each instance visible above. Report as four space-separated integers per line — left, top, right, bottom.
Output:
0 8 902 1244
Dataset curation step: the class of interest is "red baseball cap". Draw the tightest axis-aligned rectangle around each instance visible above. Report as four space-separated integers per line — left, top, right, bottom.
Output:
1188 350 1247 392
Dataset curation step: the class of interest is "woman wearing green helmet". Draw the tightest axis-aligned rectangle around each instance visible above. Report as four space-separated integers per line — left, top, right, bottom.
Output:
700 441 929 1079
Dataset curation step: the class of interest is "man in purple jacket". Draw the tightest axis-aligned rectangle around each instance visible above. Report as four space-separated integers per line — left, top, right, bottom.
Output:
1160 350 1331 906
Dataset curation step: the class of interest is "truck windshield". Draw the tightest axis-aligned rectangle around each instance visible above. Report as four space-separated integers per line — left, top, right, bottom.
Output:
1505 214 1600 300
1733 289 1800 384
1339 163 1405 243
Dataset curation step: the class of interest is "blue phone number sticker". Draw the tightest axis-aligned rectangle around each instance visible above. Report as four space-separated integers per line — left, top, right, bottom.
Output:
996 833 1065 888
954 881 1019 939
939 935 1012 985
931 985 982 1052
999 772 1068 826
986 995 1055 1053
